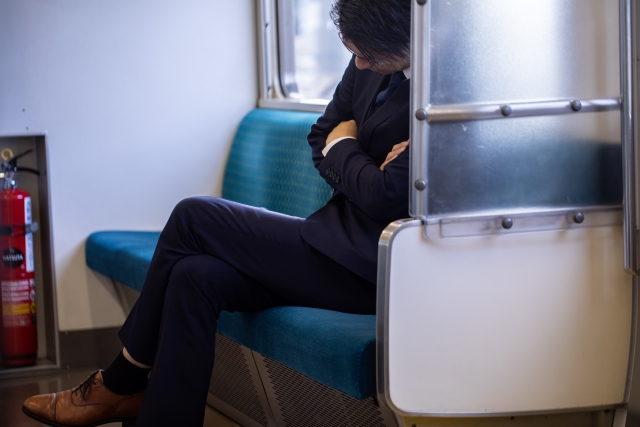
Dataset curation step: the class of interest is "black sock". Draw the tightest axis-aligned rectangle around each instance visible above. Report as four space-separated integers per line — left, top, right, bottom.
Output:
101 349 150 395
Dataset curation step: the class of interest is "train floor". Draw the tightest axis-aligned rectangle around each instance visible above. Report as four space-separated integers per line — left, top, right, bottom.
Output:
0 367 240 427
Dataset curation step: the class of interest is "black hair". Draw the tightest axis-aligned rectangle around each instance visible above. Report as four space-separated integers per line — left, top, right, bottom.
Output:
331 0 411 65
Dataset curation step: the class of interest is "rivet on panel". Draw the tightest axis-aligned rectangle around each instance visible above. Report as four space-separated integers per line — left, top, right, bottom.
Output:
414 179 427 191
502 218 513 229
415 108 427 121
573 212 585 224
500 105 512 117
570 100 582 112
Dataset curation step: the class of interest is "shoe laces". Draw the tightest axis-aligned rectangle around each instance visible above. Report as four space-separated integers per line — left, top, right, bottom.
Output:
72 370 100 401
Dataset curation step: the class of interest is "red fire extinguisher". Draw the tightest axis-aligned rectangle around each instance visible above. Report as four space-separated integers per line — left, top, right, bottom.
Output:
0 149 40 367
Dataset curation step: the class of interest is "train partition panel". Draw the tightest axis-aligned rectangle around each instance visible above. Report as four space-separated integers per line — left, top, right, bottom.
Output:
376 0 634 426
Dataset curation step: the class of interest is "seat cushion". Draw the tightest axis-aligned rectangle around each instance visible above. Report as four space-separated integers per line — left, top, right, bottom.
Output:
85 230 376 399
218 308 375 399
86 231 161 293
222 109 330 218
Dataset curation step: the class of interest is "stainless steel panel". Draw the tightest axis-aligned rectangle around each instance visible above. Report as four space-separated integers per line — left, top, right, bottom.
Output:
429 0 619 106
426 112 621 217
412 0 623 220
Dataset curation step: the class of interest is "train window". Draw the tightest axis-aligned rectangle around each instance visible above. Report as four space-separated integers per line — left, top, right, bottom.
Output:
277 0 352 101
259 0 351 111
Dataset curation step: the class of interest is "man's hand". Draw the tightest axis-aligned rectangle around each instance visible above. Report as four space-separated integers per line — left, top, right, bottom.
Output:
326 120 358 146
380 140 409 170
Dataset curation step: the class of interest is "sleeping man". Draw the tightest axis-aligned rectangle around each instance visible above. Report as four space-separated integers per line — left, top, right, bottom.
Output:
22 0 412 425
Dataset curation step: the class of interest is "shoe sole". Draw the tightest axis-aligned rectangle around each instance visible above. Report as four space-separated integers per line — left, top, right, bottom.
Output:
22 405 136 427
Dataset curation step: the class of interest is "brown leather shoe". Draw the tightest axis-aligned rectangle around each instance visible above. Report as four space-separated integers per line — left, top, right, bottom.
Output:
22 370 143 427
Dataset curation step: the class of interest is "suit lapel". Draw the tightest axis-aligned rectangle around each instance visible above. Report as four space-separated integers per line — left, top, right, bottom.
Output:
357 73 390 131
359 79 411 147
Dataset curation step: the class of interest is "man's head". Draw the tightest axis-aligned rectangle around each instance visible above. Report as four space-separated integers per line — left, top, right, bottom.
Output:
331 0 411 74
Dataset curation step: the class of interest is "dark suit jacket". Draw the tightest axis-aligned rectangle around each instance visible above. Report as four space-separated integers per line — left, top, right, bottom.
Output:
300 57 411 283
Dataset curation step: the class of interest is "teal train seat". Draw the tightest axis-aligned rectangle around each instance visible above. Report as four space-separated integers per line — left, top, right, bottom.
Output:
85 109 377 400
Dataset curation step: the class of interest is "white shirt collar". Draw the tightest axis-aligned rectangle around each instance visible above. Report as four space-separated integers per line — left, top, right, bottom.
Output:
403 67 411 79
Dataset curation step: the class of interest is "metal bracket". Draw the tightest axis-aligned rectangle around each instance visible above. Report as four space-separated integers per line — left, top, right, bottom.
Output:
437 207 620 238
0 222 39 237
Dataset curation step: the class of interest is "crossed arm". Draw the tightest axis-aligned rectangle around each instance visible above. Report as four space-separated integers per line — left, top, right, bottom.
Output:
311 124 410 222
325 120 409 171
306 58 410 222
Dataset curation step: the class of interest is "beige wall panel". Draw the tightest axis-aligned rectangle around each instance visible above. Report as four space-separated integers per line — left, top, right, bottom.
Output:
0 0 258 330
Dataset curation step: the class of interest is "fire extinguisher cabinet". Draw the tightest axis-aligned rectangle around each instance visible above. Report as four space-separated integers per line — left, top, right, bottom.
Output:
0 133 59 377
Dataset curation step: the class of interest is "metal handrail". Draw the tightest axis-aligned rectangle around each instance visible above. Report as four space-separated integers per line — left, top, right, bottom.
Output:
410 0 430 223
426 97 620 123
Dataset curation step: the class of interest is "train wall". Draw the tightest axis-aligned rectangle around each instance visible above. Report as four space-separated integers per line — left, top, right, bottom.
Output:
0 0 258 331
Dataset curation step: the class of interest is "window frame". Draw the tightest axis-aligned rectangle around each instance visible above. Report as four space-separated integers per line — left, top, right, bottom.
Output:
257 0 332 113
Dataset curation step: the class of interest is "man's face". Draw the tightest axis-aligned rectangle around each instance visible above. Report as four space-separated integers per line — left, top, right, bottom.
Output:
342 40 410 75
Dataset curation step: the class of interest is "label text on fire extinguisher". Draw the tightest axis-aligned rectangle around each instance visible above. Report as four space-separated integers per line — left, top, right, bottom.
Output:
24 197 34 273
1 279 35 327
25 234 34 273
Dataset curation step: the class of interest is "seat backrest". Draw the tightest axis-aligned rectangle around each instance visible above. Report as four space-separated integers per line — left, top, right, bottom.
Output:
222 109 330 218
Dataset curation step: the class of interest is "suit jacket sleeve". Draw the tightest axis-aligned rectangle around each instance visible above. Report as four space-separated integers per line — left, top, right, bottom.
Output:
307 56 357 169
318 139 409 222
307 57 409 222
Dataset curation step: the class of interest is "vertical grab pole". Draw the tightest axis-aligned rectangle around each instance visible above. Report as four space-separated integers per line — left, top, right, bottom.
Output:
410 0 431 231
621 0 638 275
620 2 639 411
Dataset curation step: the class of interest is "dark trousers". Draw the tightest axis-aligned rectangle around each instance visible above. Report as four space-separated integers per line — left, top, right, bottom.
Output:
118 197 377 427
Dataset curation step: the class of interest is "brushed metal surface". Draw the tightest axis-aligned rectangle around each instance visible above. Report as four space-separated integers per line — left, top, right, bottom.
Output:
426 112 621 216
429 0 619 106
412 0 622 219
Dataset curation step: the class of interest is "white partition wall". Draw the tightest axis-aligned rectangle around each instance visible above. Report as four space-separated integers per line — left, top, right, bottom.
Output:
379 220 632 415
